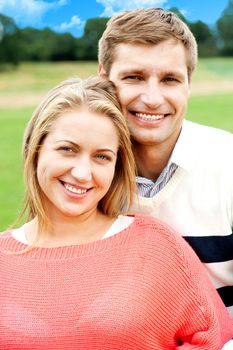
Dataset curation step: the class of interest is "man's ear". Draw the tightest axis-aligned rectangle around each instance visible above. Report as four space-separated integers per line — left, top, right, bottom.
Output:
188 76 192 98
98 64 106 77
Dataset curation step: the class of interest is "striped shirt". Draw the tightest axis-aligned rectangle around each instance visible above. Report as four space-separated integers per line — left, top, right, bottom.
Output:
130 120 233 318
136 163 178 197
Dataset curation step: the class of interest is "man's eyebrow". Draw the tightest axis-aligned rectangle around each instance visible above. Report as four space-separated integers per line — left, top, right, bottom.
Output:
118 69 144 77
160 70 186 79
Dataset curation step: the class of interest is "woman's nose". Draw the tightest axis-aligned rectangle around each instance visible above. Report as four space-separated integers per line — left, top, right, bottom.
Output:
70 159 92 183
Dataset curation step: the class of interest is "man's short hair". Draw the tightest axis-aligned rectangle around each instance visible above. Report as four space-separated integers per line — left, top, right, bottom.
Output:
98 8 198 79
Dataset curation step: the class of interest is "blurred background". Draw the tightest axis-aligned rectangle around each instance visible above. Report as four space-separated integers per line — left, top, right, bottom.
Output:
1 0 233 230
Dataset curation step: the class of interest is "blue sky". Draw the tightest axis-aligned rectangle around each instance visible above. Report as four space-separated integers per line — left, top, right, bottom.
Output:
0 0 229 37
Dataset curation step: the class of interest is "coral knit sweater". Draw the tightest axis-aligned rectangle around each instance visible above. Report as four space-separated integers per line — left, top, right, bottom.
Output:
0 216 232 349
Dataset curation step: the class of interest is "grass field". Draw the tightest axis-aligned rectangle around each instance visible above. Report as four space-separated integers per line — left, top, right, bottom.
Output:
0 58 233 230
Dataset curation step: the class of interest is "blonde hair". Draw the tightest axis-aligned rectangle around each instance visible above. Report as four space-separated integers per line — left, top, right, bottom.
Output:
98 8 197 80
20 76 136 238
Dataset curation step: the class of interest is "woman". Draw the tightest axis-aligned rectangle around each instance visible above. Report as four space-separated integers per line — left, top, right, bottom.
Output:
0 76 232 349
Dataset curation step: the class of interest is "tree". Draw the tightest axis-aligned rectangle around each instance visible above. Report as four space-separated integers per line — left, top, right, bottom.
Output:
76 17 109 60
0 13 21 65
217 0 233 55
169 8 218 56
189 21 218 56
20 27 77 61
169 7 188 24
51 33 77 61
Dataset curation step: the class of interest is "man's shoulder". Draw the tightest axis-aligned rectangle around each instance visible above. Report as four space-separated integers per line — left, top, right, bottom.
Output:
172 120 233 173
183 120 233 153
184 120 233 141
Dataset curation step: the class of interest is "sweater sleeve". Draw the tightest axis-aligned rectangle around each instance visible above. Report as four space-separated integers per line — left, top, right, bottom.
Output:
141 217 233 349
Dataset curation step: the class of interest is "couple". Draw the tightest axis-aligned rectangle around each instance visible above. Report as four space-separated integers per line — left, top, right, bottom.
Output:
0 8 233 349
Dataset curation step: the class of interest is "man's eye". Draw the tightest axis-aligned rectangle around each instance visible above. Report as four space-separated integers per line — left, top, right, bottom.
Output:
163 77 179 83
124 75 142 81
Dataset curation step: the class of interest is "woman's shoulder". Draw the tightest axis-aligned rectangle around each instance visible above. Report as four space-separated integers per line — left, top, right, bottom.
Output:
0 230 12 239
0 230 18 249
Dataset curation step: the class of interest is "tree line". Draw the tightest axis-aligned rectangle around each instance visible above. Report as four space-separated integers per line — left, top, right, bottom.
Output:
0 1 233 66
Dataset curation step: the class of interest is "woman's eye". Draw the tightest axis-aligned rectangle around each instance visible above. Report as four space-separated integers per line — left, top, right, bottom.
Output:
58 146 73 153
96 154 110 161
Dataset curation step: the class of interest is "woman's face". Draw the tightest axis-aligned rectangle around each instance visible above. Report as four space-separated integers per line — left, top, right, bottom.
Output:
36 107 119 220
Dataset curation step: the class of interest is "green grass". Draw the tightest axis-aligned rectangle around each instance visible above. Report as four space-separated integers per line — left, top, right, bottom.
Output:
0 59 233 230
187 93 233 132
192 57 233 82
0 61 98 94
0 108 33 229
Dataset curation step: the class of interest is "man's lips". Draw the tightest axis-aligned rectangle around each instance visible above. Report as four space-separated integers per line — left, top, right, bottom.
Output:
130 111 169 121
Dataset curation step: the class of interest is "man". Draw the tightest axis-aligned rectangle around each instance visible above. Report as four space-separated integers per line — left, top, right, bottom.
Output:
98 8 233 318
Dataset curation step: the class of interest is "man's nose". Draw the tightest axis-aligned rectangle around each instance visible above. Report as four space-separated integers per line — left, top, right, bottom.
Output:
141 81 164 108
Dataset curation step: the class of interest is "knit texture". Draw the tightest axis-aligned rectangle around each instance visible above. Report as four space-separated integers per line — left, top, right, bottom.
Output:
0 215 232 349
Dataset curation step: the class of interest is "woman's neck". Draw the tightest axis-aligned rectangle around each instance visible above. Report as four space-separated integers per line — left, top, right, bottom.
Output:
25 210 116 248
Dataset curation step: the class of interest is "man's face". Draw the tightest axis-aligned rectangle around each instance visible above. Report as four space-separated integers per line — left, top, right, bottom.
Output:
102 39 191 149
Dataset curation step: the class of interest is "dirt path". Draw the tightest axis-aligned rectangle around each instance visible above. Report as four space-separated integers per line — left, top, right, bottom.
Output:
0 92 46 109
0 81 233 109
191 80 233 95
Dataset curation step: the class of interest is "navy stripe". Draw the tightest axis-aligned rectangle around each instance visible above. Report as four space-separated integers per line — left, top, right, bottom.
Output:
184 233 233 263
217 286 233 307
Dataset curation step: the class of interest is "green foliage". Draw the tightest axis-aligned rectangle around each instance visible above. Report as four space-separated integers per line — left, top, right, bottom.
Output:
0 14 21 65
51 33 77 61
217 0 233 55
169 7 188 24
1 0 233 63
170 8 219 57
19 27 77 61
76 17 109 60
189 21 218 56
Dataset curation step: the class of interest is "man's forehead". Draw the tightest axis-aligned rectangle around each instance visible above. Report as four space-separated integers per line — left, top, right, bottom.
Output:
112 40 185 61
110 41 189 78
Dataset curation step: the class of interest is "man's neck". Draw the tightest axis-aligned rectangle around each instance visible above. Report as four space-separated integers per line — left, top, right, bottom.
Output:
133 142 175 182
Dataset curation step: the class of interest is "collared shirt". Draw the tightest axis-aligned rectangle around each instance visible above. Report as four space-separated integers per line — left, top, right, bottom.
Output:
132 120 233 318
136 162 178 198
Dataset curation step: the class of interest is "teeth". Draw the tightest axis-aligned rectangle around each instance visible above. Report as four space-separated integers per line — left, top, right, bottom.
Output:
64 183 87 194
135 113 164 121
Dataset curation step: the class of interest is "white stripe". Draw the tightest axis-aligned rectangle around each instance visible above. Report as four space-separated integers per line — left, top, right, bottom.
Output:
137 163 178 197
205 261 233 288
221 340 233 349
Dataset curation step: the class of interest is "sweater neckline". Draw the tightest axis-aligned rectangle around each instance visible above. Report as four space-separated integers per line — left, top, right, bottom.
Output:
1 216 137 260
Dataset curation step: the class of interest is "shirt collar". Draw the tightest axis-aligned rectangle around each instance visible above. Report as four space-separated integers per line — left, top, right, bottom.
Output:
136 119 200 183
171 120 201 172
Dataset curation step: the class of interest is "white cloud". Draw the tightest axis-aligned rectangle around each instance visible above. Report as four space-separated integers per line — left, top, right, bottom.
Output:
57 0 68 5
57 15 84 31
180 9 189 18
97 0 168 17
0 0 66 26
